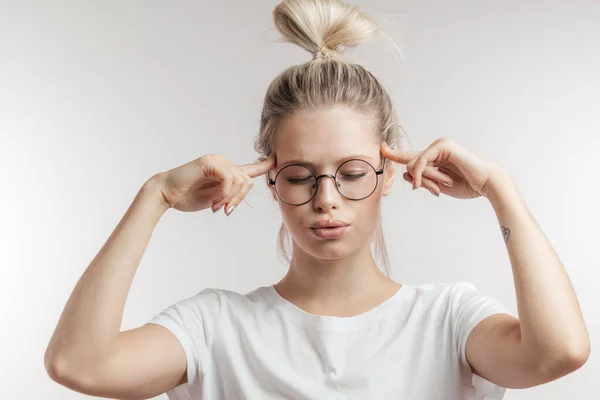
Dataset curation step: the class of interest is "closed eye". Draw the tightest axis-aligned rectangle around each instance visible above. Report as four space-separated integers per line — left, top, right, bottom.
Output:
287 176 313 184
340 173 368 180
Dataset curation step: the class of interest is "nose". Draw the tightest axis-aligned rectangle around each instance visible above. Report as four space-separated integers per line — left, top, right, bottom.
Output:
312 174 342 211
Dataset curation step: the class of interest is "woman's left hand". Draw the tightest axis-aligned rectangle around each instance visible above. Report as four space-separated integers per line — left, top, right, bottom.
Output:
381 137 507 200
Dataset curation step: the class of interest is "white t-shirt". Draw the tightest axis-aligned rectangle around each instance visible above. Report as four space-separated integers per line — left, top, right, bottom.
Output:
149 281 514 400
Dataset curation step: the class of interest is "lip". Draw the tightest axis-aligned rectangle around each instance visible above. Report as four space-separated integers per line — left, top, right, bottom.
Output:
310 220 351 239
310 219 350 229
311 225 350 239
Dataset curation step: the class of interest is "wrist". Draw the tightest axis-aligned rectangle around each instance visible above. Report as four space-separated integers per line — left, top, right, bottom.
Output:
143 174 171 213
483 168 518 203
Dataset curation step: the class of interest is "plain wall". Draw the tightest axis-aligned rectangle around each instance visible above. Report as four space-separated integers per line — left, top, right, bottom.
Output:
1 0 598 399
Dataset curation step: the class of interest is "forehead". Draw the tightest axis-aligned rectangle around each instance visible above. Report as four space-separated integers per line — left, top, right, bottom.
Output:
274 107 379 166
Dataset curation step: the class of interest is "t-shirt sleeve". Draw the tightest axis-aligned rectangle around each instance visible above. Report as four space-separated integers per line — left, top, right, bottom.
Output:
148 288 223 387
450 281 515 396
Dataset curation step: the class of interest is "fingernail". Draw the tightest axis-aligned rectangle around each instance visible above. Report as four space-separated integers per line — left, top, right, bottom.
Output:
429 189 440 197
442 181 454 187
213 205 223 213
225 205 236 216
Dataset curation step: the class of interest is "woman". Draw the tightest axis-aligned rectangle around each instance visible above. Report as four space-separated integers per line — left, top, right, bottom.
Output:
44 0 590 399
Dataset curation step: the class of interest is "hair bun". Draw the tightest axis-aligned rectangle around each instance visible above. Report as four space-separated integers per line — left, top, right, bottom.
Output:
273 0 379 59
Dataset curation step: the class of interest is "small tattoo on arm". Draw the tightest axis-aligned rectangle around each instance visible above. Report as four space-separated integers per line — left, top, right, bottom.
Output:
501 226 511 242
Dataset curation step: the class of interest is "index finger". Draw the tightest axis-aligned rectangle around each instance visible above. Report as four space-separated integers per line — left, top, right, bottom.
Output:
238 153 276 178
380 142 420 165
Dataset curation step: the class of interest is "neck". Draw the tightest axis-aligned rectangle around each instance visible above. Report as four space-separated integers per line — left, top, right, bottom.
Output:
274 238 401 314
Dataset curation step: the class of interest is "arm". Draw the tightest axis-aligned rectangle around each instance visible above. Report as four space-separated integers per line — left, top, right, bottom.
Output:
465 170 590 388
44 175 189 398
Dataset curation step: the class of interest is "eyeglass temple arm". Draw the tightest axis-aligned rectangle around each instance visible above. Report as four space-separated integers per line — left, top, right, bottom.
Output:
376 154 387 174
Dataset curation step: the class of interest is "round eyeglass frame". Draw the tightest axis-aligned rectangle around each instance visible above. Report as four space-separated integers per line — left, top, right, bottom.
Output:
267 155 387 206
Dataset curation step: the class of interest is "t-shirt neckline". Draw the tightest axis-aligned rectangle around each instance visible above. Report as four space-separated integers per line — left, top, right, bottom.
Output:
264 283 412 327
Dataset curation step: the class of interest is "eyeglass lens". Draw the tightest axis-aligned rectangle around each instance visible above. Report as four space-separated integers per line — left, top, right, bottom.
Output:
274 159 378 205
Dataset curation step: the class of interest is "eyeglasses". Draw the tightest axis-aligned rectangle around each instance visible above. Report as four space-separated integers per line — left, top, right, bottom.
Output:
267 155 387 206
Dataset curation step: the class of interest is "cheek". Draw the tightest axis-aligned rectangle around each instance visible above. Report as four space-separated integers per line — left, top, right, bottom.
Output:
279 204 305 232
354 197 381 231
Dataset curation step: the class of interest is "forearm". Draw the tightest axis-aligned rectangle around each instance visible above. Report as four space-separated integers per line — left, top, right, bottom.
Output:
484 171 590 369
45 176 170 372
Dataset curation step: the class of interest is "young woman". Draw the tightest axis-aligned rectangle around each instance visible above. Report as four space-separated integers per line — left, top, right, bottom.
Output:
45 0 590 399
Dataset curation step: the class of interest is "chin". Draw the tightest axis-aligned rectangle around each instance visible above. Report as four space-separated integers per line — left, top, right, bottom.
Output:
296 235 361 260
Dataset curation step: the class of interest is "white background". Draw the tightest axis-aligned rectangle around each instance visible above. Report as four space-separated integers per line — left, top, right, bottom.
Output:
1 0 598 399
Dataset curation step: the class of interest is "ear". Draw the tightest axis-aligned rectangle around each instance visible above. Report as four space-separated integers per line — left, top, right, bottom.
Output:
381 161 396 196
266 174 279 202
265 152 280 203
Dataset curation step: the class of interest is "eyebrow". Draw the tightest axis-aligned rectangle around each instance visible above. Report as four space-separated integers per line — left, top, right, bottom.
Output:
279 154 376 168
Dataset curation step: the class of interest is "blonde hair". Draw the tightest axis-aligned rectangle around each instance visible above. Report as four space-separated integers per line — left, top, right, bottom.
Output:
254 0 408 276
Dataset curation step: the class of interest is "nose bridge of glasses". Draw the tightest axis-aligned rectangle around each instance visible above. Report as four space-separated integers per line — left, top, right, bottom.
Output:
315 173 340 189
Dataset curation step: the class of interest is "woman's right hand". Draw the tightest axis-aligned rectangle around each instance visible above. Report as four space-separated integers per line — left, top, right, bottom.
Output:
155 153 276 214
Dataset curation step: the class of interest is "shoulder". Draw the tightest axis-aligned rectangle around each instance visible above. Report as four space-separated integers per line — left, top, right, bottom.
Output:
405 281 503 317
409 280 479 301
180 285 274 314
411 280 477 291
150 285 274 332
